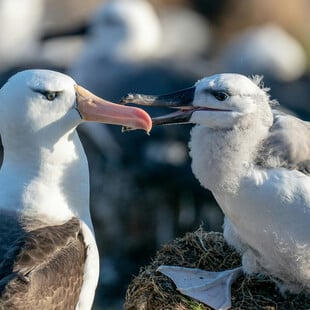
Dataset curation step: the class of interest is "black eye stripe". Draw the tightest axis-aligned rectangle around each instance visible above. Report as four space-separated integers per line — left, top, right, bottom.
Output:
31 88 62 101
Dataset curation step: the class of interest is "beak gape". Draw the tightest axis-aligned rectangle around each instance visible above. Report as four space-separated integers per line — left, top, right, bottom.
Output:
120 86 196 125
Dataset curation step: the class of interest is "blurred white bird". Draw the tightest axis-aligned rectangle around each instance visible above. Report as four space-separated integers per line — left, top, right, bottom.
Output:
0 0 44 71
220 24 307 81
69 0 211 99
70 0 162 88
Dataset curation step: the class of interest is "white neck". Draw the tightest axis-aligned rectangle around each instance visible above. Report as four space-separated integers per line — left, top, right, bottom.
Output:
0 129 92 228
189 117 270 193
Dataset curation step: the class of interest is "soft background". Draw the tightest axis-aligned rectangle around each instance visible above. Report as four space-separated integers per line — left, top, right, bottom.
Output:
0 0 309 308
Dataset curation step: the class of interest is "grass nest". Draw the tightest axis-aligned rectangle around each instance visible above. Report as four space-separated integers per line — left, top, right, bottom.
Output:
125 229 310 310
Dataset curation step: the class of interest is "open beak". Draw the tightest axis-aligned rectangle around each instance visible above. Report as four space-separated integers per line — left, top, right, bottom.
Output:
120 87 196 125
74 85 152 133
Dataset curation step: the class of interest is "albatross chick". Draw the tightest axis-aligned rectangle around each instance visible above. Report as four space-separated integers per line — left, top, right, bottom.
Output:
121 73 310 308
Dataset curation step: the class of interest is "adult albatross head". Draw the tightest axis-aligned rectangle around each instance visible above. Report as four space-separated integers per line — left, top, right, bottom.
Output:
0 69 151 228
0 69 151 140
0 69 151 309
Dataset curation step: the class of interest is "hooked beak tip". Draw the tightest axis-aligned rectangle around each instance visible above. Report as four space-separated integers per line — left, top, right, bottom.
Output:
75 84 152 132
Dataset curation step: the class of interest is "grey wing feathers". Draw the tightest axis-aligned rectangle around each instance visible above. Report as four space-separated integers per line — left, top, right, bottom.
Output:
256 111 310 175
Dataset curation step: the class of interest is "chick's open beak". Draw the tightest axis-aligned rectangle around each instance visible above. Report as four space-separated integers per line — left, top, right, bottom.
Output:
120 87 196 125
75 85 152 133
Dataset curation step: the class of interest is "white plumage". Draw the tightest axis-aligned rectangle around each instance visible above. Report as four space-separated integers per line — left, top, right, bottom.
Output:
122 73 310 308
0 70 151 309
188 75 310 294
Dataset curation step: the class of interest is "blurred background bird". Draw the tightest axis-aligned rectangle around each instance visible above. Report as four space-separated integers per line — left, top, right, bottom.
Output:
0 0 309 308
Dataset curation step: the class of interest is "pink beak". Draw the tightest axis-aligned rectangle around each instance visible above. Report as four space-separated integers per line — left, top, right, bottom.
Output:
74 85 152 133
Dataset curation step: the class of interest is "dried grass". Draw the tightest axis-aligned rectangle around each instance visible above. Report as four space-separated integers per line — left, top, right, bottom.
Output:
125 229 310 310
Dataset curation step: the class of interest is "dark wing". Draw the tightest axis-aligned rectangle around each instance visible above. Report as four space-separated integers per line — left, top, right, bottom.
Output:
256 111 310 175
0 217 86 310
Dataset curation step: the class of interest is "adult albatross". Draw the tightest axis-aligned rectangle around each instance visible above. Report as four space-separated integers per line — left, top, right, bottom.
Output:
122 73 310 308
0 69 151 309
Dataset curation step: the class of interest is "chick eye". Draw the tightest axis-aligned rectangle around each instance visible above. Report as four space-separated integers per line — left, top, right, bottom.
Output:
212 91 229 101
44 92 58 101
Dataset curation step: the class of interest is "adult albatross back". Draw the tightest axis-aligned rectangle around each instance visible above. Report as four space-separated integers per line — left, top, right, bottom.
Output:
0 69 151 309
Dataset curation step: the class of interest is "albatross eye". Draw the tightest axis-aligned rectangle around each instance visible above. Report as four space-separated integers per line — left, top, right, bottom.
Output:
45 92 58 101
212 91 229 101
31 88 62 101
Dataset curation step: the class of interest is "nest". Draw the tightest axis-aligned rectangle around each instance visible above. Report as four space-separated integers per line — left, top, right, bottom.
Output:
125 229 310 310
